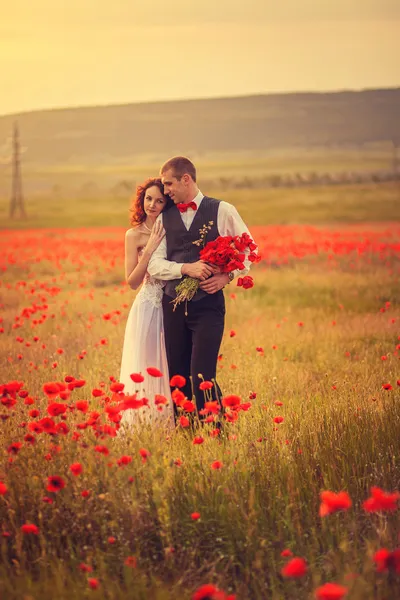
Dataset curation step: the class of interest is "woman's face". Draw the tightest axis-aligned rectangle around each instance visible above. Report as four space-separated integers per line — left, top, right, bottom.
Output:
143 185 167 218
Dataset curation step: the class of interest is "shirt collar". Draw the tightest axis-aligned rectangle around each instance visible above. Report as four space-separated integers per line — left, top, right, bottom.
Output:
192 190 204 208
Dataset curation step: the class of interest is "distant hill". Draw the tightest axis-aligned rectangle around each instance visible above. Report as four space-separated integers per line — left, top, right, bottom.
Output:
0 89 399 165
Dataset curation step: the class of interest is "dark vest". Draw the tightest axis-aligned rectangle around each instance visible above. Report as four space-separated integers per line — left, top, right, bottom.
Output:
163 196 220 301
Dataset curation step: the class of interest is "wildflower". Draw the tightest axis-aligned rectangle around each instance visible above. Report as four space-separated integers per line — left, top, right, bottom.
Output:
200 380 214 390
273 416 284 424
46 475 66 492
211 461 223 470
373 548 400 573
193 436 204 445
146 367 163 378
88 578 100 590
0 482 8 495
130 373 144 383
281 557 308 578
70 463 83 476
319 491 352 517
363 486 399 512
314 582 348 600
222 395 241 408
21 523 39 535
170 375 186 388
191 512 201 520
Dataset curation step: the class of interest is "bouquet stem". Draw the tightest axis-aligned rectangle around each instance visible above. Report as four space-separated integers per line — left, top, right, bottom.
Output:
172 277 200 313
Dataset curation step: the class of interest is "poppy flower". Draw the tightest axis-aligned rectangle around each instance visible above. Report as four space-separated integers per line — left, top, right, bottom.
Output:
319 491 352 517
222 395 241 408
281 557 308 578
363 487 399 512
139 448 150 460
117 455 132 466
170 375 186 388
79 563 93 573
0 482 8 495
193 436 204 445
47 402 67 416
200 381 214 391
179 415 190 428
88 578 100 590
191 512 201 520
211 461 223 470
281 549 293 557
273 416 284 424
69 463 83 476
21 523 39 535
146 367 163 378
130 373 144 383
314 582 348 599
47 475 66 492
124 556 137 568
155 394 168 406
373 548 400 573
183 400 196 413
172 389 186 407
192 584 229 600
110 382 124 393
75 401 89 413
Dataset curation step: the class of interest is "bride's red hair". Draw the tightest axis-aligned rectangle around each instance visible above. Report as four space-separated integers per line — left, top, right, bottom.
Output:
129 178 171 226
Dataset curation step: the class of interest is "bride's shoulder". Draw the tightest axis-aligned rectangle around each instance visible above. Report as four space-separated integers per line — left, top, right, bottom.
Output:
125 224 145 239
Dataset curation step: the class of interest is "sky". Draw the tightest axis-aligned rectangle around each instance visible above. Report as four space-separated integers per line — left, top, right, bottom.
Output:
1 0 399 115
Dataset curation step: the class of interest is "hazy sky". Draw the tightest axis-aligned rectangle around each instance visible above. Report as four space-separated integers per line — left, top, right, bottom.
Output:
1 0 399 115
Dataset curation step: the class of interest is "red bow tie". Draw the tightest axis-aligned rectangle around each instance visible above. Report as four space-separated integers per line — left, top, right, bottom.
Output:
177 201 197 213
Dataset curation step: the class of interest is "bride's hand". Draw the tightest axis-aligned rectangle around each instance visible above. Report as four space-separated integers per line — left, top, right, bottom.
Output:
144 220 166 255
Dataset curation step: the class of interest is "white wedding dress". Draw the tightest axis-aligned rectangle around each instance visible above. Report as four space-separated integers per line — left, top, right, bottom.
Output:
119 250 174 430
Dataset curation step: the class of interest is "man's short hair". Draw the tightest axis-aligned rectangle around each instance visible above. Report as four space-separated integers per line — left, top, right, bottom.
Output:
160 156 197 182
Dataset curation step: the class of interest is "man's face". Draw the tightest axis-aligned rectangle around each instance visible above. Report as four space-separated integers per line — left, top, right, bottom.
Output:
161 169 187 204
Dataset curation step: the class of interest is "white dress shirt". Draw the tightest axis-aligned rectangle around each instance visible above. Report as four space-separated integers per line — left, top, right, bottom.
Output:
148 190 254 281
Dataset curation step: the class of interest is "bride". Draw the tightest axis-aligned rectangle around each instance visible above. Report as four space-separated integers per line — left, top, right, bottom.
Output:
119 178 174 430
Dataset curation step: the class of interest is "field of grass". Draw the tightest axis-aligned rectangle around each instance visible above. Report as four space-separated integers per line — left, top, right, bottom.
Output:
0 224 399 599
1 181 399 230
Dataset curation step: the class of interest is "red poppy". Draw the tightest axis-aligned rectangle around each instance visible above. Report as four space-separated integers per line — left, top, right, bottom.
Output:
88 578 100 590
314 582 348 600
94 445 109 456
211 461 223 470
146 367 163 378
192 584 230 600
92 388 104 397
319 491 352 517
7 442 23 454
117 455 132 466
124 556 137 568
191 512 201 520
110 382 124 393
108 536 116 544
21 523 39 535
281 557 308 578
179 415 190 428
222 395 241 408
130 373 144 383
363 486 399 512
139 448 150 460
170 374 186 388
373 548 400 573
47 402 67 416
69 463 83 476
79 563 93 573
172 389 186 407
281 549 293 557
200 381 214 390
46 475 66 492
382 383 392 391
75 400 89 412
183 400 196 413
0 482 8 495
155 394 168 405
193 436 204 445
273 416 284 424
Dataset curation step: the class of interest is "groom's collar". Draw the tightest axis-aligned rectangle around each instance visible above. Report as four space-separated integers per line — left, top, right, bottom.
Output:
191 190 204 208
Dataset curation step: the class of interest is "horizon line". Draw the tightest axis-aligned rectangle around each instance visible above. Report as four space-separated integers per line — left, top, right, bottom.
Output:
1 85 399 120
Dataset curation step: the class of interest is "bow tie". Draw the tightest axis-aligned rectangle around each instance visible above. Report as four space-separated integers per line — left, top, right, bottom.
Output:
177 201 197 213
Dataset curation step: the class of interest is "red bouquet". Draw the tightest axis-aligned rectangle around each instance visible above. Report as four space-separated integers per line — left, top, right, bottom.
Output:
172 231 259 311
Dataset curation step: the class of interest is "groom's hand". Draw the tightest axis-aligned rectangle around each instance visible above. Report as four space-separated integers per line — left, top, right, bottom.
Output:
182 261 217 281
199 273 230 294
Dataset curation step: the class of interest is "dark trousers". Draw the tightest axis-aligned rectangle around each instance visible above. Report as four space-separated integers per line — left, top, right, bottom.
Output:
162 291 225 419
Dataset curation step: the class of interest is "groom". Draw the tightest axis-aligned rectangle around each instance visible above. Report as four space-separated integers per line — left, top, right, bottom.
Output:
148 156 253 419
